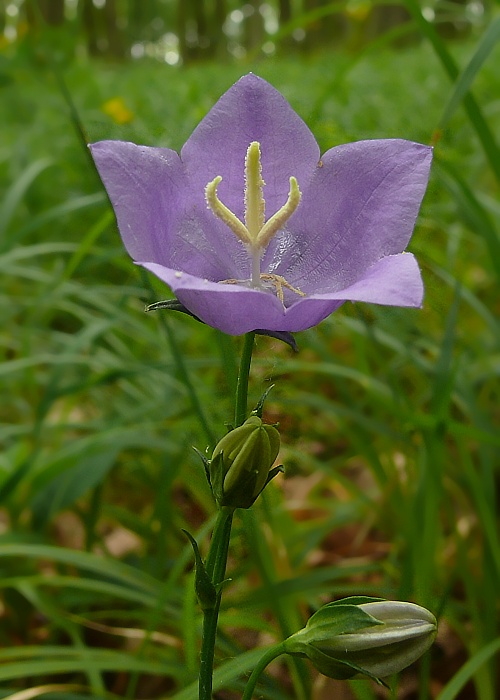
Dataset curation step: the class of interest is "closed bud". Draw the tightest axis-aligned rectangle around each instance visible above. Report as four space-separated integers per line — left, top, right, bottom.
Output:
210 416 281 509
283 597 437 682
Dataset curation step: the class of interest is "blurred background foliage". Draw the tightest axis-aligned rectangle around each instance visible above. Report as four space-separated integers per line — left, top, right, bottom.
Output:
0 1 499 699
0 0 496 63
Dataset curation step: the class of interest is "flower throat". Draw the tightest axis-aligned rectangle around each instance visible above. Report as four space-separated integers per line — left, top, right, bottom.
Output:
205 142 305 305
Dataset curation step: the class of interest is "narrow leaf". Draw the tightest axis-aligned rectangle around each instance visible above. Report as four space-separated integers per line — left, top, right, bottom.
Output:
439 17 500 129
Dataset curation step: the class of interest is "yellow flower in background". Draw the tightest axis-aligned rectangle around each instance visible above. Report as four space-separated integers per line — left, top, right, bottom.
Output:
102 97 134 125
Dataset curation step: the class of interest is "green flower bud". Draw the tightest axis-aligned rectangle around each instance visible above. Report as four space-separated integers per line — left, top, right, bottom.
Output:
284 597 437 682
210 416 281 509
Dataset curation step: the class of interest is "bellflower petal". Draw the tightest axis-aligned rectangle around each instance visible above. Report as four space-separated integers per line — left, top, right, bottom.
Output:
181 73 320 223
268 140 432 293
90 74 432 335
89 140 246 281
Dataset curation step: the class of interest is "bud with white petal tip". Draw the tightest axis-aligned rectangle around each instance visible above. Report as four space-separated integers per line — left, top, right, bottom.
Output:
283 597 437 682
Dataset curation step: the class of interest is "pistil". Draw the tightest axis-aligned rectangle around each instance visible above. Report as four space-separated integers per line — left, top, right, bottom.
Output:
245 142 266 241
205 141 304 303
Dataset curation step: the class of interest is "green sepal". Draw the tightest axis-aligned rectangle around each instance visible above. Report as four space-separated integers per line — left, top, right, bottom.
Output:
215 577 232 594
145 298 202 319
286 604 382 651
264 464 285 488
208 451 225 505
306 603 383 632
292 646 387 686
325 596 385 607
252 384 275 419
192 446 211 487
255 329 298 352
182 529 217 611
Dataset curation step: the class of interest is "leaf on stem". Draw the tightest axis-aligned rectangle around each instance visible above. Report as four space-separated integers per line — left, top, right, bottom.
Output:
182 529 217 611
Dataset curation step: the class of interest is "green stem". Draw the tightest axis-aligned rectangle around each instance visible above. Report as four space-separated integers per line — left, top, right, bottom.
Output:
205 507 234 581
199 601 221 700
235 332 256 427
242 643 287 700
199 331 255 697
199 507 234 700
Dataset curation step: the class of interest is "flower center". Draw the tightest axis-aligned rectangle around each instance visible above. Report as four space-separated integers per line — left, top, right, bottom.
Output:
205 141 305 303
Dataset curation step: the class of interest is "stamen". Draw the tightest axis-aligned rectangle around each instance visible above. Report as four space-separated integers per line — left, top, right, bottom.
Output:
219 273 305 308
205 176 251 246
260 273 306 306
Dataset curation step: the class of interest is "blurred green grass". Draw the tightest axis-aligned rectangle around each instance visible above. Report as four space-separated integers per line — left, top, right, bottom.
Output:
0 24 499 700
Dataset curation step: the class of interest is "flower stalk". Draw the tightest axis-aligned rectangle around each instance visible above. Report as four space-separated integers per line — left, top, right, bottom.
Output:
198 330 258 698
234 332 256 427
198 507 234 700
242 643 287 700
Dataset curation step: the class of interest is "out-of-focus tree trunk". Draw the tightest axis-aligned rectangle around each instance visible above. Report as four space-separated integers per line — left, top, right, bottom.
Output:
127 0 142 49
279 0 292 23
277 0 293 52
193 0 209 54
23 1 38 35
38 0 65 26
368 5 411 42
82 0 99 56
128 0 143 37
246 0 264 50
302 0 347 51
211 0 227 58
104 0 125 58
177 0 188 62
178 0 213 63
214 0 227 29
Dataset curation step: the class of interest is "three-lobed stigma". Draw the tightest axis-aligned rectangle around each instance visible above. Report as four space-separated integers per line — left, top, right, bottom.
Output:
205 141 304 305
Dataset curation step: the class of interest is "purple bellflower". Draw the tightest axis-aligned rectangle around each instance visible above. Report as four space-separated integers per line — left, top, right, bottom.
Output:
90 74 432 335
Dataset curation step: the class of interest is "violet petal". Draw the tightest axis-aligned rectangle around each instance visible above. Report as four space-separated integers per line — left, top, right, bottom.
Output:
269 139 432 293
181 74 320 222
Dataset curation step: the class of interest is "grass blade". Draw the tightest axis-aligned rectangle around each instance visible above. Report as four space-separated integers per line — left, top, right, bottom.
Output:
436 638 500 700
403 0 500 182
0 159 53 243
434 160 500 280
439 17 500 129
